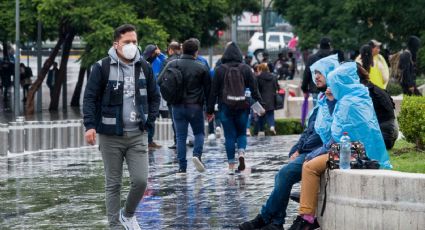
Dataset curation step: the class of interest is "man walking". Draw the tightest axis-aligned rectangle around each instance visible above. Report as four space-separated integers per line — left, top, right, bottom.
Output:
159 38 211 175
83 24 160 230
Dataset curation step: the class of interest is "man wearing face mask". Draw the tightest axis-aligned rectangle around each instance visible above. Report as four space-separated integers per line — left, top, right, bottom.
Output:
83 24 160 230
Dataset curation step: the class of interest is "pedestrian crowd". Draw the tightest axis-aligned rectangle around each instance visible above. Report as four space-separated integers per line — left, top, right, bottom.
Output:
81 24 421 229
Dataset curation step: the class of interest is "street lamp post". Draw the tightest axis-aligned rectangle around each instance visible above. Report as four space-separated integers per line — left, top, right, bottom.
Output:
208 29 215 68
14 0 21 117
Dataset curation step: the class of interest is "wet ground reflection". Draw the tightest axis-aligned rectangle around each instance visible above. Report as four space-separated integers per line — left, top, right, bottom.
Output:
0 135 300 229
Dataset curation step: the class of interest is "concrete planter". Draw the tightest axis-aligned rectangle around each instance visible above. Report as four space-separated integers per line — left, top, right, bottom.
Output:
318 170 425 230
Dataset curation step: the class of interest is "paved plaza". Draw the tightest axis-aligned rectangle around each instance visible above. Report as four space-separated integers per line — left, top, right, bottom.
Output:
0 135 300 229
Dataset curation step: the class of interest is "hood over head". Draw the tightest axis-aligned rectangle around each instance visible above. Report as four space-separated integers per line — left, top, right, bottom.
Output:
221 42 243 64
310 54 340 85
327 61 366 101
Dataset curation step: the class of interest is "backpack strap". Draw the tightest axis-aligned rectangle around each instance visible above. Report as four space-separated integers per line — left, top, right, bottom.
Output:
100 57 111 96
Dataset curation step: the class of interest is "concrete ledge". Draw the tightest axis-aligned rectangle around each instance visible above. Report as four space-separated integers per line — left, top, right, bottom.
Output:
317 170 425 230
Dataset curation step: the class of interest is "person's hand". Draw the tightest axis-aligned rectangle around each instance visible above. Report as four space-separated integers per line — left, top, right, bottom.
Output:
85 129 97 145
155 47 161 55
289 151 299 161
325 88 334 101
207 113 215 122
303 92 309 99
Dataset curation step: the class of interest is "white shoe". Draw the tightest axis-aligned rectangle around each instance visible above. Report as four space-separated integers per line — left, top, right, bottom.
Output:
228 163 236 175
258 131 265 137
270 126 276 135
246 128 251 136
208 133 216 140
215 127 221 138
192 156 206 172
119 209 141 230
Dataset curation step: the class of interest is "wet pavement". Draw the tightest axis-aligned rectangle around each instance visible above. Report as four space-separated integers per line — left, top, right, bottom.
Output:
0 135 301 229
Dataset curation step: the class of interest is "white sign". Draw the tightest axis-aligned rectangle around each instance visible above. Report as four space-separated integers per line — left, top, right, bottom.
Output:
238 12 262 27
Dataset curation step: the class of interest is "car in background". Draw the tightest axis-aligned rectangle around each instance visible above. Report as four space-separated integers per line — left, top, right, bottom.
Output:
248 31 293 61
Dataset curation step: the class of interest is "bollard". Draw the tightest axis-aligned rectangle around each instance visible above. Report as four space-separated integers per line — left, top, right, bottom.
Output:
61 120 69 149
68 120 80 148
0 124 8 156
8 121 25 154
24 121 40 152
40 121 52 150
79 120 87 147
52 121 64 149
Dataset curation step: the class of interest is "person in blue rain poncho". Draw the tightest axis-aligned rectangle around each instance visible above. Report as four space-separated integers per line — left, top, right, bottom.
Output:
288 62 392 230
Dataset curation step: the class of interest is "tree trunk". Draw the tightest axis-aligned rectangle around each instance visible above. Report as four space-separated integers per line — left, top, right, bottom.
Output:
70 66 86 107
25 33 66 115
49 30 75 111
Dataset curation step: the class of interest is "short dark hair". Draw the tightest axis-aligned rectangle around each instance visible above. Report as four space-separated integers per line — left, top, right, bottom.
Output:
168 41 181 52
114 24 136 41
182 39 199 56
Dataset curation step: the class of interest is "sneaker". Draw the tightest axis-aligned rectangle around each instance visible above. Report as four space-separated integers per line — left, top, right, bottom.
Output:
288 215 314 230
176 168 187 176
148 142 162 149
215 127 221 138
168 144 177 149
208 133 216 140
228 163 236 175
261 223 284 230
246 128 251 136
270 126 276 135
192 156 206 172
258 131 265 137
238 151 246 171
119 209 141 230
239 214 267 230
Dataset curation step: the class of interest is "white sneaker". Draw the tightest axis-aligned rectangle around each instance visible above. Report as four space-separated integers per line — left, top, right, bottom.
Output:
228 163 236 175
258 131 266 137
270 126 276 135
208 133 216 140
215 127 221 138
119 209 141 230
192 156 206 172
238 150 246 171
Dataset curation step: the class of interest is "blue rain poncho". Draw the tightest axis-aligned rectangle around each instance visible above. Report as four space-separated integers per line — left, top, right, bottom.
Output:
310 54 340 144
328 62 392 169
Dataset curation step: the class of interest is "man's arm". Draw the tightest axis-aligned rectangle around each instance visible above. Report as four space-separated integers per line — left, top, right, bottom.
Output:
83 63 103 131
203 66 211 107
207 66 222 114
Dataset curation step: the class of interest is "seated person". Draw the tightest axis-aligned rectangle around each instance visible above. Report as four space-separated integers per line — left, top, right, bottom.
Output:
288 62 392 230
357 64 398 149
239 54 340 230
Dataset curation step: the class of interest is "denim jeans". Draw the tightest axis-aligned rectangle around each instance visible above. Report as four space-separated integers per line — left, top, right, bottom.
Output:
148 125 155 144
219 104 249 164
208 111 221 134
255 110 275 133
260 153 306 225
172 104 205 170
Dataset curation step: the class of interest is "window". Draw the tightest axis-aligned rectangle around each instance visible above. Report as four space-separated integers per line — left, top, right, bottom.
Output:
258 35 264 41
283 36 292 44
269 35 280 43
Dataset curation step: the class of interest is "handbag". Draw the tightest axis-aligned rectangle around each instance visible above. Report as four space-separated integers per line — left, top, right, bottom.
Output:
274 93 284 110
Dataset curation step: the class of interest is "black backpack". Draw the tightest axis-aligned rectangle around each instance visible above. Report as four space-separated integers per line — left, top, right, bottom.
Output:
221 63 246 109
158 60 184 104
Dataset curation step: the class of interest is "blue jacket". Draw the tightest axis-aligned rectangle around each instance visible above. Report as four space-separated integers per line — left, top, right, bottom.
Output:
289 107 323 156
83 50 160 136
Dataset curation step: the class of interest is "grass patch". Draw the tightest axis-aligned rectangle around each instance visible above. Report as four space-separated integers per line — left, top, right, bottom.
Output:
389 139 425 173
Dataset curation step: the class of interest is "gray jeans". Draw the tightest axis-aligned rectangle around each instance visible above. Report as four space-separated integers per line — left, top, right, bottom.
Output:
99 132 149 229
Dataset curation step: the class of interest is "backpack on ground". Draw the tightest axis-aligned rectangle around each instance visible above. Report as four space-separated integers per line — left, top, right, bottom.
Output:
158 60 184 104
389 50 403 83
221 63 246 109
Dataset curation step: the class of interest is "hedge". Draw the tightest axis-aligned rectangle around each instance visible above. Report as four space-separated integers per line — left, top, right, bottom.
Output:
251 118 304 136
398 96 425 150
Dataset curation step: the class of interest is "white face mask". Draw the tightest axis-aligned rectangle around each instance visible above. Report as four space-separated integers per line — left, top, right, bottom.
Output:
121 43 138 60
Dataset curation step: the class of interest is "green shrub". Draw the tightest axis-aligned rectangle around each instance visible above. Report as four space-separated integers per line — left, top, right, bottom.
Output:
398 96 425 150
251 118 303 136
386 82 403 96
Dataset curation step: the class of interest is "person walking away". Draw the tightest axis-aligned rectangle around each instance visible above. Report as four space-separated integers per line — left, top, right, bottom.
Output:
47 62 59 100
254 63 279 135
158 38 211 175
287 51 298 80
207 42 263 175
0 60 13 104
83 24 160 230
399 35 422 96
143 44 166 149
20 63 32 102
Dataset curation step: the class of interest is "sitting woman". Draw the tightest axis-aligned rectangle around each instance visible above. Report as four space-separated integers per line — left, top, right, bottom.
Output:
288 62 392 230
357 64 398 149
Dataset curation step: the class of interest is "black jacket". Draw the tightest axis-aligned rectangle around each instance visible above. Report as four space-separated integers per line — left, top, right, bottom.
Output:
160 54 211 105
257 72 279 111
301 49 332 93
207 42 262 114
366 82 395 123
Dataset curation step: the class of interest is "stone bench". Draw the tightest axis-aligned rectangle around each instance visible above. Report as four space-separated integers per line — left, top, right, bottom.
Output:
317 169 425 230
